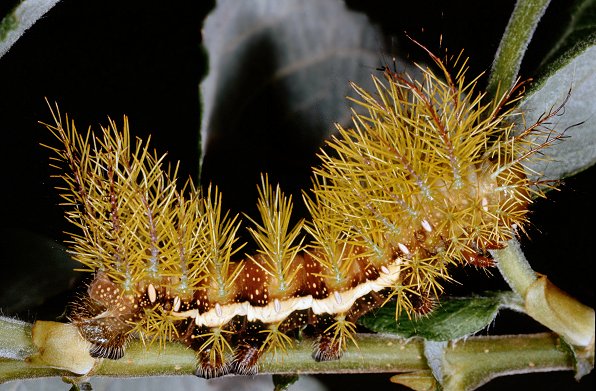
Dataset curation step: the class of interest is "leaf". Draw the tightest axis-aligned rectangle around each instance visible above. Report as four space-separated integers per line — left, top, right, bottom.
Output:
199 0 418 208
200 0 385 156
537 0 596 71
359 295 502 341
273 374 299 391
0 0 61 58
520 40 596 181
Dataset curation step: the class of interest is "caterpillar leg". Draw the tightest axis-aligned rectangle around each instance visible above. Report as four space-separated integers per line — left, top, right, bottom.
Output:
313 332 343 362
195 348 231 379
69 274 134 359
312 291 389 362
74 317 130 359
191 326 233 379
311 313 346 362
231 321 266 376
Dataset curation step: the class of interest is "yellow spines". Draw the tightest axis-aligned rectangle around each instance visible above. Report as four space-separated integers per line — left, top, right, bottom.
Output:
44 104 156 291
245 175 305 296
199 185 245 303
158 183 207 296
129 304 180 350
42 103 236 297
306 51 544 316
303 177 365 289
259 321 294 357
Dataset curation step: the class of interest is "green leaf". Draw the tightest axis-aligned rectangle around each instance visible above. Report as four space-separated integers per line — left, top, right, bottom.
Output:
359 295 502 341
273 374 299 391
0 0 61 58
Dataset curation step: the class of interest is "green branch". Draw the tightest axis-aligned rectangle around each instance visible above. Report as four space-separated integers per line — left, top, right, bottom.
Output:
0 318 590 390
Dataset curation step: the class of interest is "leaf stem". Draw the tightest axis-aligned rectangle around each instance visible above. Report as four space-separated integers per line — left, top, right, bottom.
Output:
486 0 551 100
490 238 536 298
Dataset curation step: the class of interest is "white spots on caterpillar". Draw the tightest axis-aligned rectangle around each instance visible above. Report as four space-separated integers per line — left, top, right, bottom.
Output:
398 243 410 255
333 291 342 305
421 219 432 233
148 284 157 303
482 197 489 212
193 260 403 328
381 265 390 274
173 296 181 312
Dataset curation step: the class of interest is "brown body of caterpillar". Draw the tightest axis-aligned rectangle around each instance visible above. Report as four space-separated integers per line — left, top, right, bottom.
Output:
71 250 396 377
69 160 524 378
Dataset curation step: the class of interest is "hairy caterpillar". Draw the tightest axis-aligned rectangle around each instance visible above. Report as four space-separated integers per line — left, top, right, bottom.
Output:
43 48 560 378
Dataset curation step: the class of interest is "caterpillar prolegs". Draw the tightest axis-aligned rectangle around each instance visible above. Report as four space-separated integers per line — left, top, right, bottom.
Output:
43 50 559 378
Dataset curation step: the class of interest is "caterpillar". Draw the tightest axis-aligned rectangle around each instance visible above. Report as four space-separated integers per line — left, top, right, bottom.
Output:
42 47 560 378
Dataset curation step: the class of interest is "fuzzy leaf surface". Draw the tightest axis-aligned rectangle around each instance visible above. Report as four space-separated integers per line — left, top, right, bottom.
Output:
200 0 385 161
199 0 419 210
520 39 596 181
0 0 61 57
